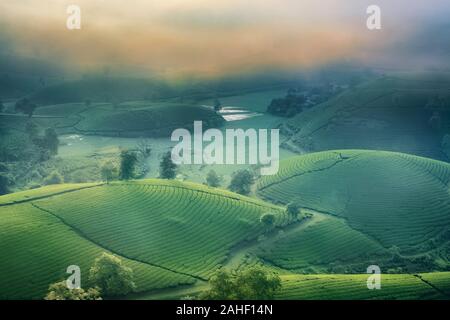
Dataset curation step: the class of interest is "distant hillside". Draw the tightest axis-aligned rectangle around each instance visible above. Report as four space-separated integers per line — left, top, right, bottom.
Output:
27 78 173 105
281 73 450 161
1 101 224 138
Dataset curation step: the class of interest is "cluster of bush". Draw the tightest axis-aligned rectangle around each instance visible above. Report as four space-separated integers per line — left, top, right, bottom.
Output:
45 252 136 300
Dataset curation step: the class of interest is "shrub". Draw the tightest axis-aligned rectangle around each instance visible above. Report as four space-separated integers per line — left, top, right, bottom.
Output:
228 169 254 195
101 160 118 183
201 267 281 300
159 151 177 179
44 281 101 300
89 252 136 297
286 202 299 218
206 170 221 187
260 213 275 230
119 150 137 180
43 171 64 185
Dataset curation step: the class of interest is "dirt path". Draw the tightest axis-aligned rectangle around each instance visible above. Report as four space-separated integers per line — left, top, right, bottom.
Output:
130 210 325 300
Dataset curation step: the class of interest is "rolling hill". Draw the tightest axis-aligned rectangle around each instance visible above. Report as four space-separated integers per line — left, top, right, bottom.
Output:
277 273 450 300
258 150 450 272
1 101 224 138
282 73 450 161
0 179 288 299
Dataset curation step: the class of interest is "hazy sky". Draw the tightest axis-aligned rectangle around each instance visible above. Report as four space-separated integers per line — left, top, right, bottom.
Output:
1 0 449 77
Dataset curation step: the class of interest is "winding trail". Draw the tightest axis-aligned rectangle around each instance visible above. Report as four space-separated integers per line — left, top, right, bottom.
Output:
130 210 325 300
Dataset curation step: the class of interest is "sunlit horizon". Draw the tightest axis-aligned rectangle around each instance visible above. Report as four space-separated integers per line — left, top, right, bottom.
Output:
1 0 449 78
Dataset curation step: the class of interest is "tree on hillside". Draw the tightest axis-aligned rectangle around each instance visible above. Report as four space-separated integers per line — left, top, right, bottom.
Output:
101 160 118 184
45 281 101 300
43 170 64 185
228 169 254 195
15 98 37 117
260 213 275 231
214 98 222 111
286 202 299 218
0 173 10 195
0 99 4 113
135 138 152 177
201 267 281 300
89 252 136 297
25 121 39 140
119 150 138 180
267 93 305 117
201 270 235 300
234 267 281 300
159 151 177 179
206 169 221 187
43 128 59 155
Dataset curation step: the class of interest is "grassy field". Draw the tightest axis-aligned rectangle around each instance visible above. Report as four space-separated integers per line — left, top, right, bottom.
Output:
283 73 450 160
258 150 450 270
0 179 289 299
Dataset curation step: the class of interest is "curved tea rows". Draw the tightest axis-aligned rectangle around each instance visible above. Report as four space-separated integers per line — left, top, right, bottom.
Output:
277 273 450 300
258 150 450 252
33 180 286 279
257 215 387 271
0 203 195 299
284 75 450 160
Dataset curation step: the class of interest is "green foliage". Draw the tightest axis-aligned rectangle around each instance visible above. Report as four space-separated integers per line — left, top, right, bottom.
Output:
101 160 118 183
260 213 275 228
202 267 281 300
286 202 299 217
30 127 59 157
89 252 136 297
205 169 220 187
159 151 177 179
267 93 305 117
25 121 39 139
44 281 101 300
43 128 59 155
15 98 37 117
43 170 64 185
119 150 137 180
0 173 10 195
228 169 254 195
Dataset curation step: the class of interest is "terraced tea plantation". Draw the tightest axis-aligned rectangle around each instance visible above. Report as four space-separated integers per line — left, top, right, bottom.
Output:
283 74 450 161
0 180 287 299
258 150 450 249
2 150 450 299
277 273 450 300
257 215 388 273
0 202 195 299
